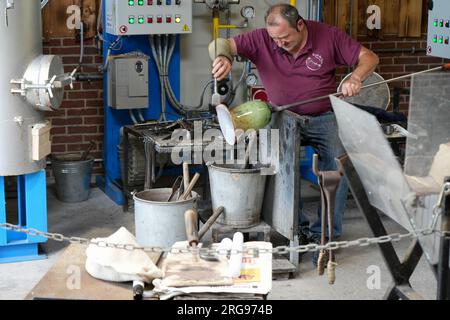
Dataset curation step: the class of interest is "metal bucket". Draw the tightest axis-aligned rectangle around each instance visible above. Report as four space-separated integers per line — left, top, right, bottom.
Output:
133 188 198 248
208 164 267 228
52 155 94 203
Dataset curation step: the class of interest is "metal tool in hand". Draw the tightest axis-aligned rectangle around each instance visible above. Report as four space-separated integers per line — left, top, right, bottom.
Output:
211 36 221 106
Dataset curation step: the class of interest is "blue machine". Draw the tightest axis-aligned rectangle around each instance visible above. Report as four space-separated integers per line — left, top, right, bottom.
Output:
98 1 196 205
97 33 181 205
0 171 47 263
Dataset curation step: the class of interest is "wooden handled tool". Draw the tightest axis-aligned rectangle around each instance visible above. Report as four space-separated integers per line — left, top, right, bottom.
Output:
181 172 200 200
184 209 199 248
184 208 220 262
183 162 190 198
198 206 224 240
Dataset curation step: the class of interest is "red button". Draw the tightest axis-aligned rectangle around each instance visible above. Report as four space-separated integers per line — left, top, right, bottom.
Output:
157 16 162 23
148 0 153 4
166 16 172 23
445 38 449 45
147 17 153 23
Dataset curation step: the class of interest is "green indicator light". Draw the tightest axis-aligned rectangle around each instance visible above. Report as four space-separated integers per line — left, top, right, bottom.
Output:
138 0 144 5
128 0 134 5
439 38 443 44
433 37 437 43
138 18 144 24
129 17 135 24
434 21 438 27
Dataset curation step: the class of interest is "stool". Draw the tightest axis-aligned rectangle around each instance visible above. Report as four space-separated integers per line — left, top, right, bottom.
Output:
211 221 271 243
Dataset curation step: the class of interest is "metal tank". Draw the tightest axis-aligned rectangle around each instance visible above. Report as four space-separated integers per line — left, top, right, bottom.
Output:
0 1 65 176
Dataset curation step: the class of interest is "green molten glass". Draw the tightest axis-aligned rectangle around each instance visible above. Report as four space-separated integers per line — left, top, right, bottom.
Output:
230 100 272 131
216 101 272 145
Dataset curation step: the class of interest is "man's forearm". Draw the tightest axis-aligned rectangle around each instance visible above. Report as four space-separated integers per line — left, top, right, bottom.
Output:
351 48 379 82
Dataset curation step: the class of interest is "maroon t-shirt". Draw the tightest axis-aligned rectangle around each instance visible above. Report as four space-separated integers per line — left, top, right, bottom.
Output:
234 20 361 115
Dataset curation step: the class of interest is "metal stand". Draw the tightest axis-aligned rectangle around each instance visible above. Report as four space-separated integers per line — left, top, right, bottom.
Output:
211 221 271 243
437 177 450 300
0 170 47 263
338 155 424 300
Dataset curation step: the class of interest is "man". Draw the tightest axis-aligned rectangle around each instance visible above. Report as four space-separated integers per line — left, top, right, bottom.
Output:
210 4 379 264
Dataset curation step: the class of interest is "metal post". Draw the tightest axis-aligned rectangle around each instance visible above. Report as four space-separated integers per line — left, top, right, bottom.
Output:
437 178 450 300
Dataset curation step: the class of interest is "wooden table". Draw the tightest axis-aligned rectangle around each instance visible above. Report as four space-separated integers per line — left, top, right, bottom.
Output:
26 244 154 300
26 244 266 300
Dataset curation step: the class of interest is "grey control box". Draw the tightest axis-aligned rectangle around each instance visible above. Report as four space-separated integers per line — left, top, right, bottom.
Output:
105 0 193 35
427 0 450 59
107 56 149 109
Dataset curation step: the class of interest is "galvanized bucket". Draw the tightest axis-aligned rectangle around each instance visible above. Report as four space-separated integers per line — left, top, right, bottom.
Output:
52 154 94 203
208 164 267 228
133 188 198 248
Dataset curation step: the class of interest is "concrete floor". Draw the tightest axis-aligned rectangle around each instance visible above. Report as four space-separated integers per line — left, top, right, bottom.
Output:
0 182 438 300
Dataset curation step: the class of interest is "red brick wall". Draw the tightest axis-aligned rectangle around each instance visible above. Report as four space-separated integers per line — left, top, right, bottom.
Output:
336 34 449 113
43 38 104 178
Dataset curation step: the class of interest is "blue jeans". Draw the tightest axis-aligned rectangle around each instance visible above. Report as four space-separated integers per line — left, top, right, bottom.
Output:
298 112 348 239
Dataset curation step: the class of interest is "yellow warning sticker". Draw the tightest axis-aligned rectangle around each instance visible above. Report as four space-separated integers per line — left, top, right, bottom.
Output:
183 24 190 32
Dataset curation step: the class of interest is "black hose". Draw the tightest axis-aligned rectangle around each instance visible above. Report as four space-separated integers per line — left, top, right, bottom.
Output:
75 73 103 81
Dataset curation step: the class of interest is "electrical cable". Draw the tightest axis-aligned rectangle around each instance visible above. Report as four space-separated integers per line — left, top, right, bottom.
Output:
79 18 84 67
103 35 124 71
129 109 138 124
148 35 214 117
137 109 145 122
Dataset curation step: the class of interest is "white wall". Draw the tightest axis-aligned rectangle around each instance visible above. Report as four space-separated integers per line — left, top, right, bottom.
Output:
179 0 312 110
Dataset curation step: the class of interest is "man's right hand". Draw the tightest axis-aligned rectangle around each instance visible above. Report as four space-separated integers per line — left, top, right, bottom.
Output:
212 56 232 81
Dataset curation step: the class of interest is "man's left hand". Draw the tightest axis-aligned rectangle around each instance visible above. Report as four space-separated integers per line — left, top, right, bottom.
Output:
341 76 362 97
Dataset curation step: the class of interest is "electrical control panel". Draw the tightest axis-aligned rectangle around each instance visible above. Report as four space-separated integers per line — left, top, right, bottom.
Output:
105 0 193 35
107 56 149 109
427 0 450 59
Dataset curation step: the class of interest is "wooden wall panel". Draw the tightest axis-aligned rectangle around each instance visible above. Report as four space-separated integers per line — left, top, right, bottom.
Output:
357 0 369 36
43 0 76 39
322 0 337 26
398 0 423 37
322 0 424 38
335 0 351 35
366 0 385 39
42 0 98 40
383 1 400 34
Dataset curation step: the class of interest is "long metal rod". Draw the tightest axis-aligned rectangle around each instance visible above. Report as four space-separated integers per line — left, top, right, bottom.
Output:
272 63 450 112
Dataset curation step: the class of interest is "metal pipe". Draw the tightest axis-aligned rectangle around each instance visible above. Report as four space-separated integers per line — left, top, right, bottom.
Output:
75 73 103 81
213 9 220 39
373 47 426 54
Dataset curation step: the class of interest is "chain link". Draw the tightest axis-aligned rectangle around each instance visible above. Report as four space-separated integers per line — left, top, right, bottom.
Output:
0 223 444 256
